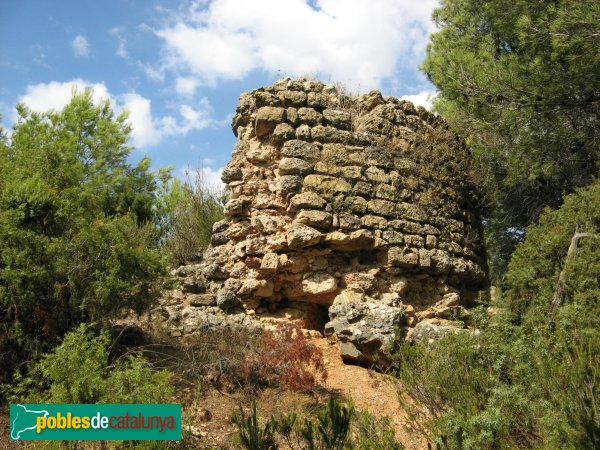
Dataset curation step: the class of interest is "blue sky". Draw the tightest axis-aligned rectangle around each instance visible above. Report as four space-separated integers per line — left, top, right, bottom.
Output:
0 0 438 186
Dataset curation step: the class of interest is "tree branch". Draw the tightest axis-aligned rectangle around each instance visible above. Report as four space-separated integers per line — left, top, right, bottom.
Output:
551 230 599 312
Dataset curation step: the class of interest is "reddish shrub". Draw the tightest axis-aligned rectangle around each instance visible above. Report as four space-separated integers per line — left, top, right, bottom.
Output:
242 323 327 391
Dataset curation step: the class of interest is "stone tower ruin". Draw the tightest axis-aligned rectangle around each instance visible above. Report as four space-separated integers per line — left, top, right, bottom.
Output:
161 78 488 363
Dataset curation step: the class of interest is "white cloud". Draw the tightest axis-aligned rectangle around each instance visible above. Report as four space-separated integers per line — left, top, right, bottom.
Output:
154 0 438 89
175 76 201 96
109 27 128 59
121 93 214 147
200 166 224 189
178 165 224 190
19 79 111 113
138 62 165 82
70 35 90 57
17 79 216 148
399 90 437 110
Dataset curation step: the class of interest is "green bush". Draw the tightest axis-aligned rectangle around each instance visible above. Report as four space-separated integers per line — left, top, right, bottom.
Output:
391 181 600 448
0 91 170 396
233 397 403 450
158 167 224 266
503 180 600 323
11 323 173 404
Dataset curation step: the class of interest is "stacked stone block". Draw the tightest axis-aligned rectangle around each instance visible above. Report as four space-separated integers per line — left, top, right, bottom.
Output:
162 78 488 363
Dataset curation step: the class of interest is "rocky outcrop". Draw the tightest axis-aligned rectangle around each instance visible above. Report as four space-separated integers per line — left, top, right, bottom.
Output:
157 77 488 363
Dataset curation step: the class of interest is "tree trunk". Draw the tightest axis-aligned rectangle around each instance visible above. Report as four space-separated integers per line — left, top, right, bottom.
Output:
551 230 598 312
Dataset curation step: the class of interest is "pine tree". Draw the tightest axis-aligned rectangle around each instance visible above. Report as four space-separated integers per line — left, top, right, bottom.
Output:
423 0 600 278
0 91 169 391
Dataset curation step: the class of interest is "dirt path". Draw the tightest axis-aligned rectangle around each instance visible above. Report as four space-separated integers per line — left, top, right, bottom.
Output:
315 338 429 450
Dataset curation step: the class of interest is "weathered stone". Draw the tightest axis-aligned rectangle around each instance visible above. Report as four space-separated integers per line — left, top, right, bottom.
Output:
367 199 396 218
364 148 394 169
278 254 308 273
255 91 280 107
375 184 399 201
295 210 333 229
359 90 385 112
216 290 239 311
394 158 416 173
325 229 374 251
338 212 361 230
437 292 461 308
365 166 389 183
390 219 425 234
407 318 466 343
281 90 307 107
382 230 404 245
281 140 320 161
255 281 274 297
296 124 311 140
203 263 229 281
287 224 322 248
417 248 432 268
320 143 349 164
247 146 277 164
304 175 352 197
322 109 352 130
212 220 229 233
361 215 387 229
255 106 286 137
238 278 263 295
189 294 216 307
307 92 325 109
245 237 266 255
397 203 428 222
289 191 327 211
311 125 352 144
297 107 322 126
211 231 229 246
279 157 313 175
325 296 407 363
314 161 341 176
388 247 419 267
430 249 453 274
342 272 378 293
340 166 363 180
272 123 296 143
223 199 244 219
221 165 243 183
424 235 437 250
344 196 368 214
405 234 425 248
302 271 337 295
352 181 372 198
286 107 299 126
277 175 303 194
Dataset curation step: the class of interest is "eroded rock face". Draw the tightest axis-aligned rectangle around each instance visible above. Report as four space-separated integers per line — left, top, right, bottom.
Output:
159 77 488 363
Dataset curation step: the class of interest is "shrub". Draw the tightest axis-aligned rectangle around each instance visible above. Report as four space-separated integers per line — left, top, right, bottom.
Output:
503 180 600 324
300 397 353 450
389 327 540 449
241 323 327 392
233 397 404 450
0 92 169 396
390 182 600 448
158 167 224 266
142 324 324 395
11 323 173 405
154 325 261 393
233 402 278 450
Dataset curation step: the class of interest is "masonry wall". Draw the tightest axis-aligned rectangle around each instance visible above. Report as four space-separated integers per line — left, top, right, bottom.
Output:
163 78 488 363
